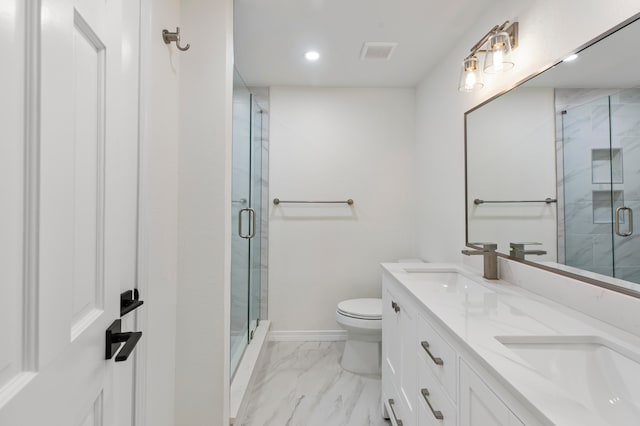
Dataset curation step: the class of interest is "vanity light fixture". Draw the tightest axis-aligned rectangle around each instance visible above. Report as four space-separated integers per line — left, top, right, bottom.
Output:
563 53 579 62
458 20 519 92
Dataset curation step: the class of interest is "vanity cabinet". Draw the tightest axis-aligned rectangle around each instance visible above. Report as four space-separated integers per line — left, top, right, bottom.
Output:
382 272 535 426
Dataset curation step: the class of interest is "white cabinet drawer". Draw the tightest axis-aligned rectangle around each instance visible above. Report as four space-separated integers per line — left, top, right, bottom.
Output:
417 313 457 402
417 361 457 426
385 394 409 426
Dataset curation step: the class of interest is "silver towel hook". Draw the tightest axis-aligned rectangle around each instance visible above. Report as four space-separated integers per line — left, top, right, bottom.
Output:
162 27 190 51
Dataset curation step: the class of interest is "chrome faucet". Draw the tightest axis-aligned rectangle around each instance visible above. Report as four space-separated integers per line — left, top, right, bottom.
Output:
509 242 547 260
461 243 498 280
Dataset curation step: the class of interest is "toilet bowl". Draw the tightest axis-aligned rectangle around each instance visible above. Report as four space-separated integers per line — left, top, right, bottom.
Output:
335 298 382 375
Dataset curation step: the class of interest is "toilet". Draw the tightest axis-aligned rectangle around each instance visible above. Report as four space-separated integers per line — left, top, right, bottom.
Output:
335 260 423 375
335 298 382 375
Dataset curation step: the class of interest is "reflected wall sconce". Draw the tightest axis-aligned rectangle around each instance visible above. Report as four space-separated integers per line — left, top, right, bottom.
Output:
458 21 519 92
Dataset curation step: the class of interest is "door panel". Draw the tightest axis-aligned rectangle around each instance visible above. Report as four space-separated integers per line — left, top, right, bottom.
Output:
80 393 104 426
0 0 25 391
70 9 106 337
0 0 141 424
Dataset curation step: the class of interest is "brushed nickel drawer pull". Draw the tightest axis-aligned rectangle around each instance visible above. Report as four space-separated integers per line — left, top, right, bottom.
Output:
421 340 444 365
421 388 444 420
388 398 403 426
391 301 400 313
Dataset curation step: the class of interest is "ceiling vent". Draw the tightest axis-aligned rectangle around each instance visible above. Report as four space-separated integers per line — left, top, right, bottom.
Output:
360 42 398 60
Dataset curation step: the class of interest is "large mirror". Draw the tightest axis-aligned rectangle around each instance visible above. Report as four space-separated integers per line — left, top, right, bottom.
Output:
465 13 640 297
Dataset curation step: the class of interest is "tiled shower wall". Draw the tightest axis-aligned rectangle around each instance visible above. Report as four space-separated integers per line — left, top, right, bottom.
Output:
556 88 640 283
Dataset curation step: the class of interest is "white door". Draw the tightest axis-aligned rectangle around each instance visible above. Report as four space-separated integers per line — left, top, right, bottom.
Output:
0 0 142 424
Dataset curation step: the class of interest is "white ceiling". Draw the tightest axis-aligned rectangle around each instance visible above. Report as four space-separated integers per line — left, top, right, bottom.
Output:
233 0 498 87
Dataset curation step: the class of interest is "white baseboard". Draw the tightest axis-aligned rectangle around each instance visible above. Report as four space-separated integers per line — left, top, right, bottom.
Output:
268 330 347 342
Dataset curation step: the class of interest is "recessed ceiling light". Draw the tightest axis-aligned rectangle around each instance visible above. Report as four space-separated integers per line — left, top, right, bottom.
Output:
305 51 320 61
563 54 578 62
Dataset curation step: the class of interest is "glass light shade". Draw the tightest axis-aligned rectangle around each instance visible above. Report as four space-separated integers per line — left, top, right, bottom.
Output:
458 56 484 92
483 31 514 73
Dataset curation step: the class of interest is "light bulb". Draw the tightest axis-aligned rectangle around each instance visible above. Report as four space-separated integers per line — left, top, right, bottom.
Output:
465 71 476 90
492 50 504 72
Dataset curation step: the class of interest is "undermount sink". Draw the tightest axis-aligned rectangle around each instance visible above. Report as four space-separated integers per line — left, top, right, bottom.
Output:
496 335 640 424
402 269 494 295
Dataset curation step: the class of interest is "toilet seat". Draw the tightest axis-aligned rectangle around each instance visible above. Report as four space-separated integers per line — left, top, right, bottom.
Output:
337 298 382 320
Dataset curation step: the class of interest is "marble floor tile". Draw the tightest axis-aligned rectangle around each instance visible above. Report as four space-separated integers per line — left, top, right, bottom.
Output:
237 341 389 426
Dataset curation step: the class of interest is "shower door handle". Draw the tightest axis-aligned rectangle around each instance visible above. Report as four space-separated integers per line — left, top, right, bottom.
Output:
247 208 256 239
238 208 256 239
615 206 633 237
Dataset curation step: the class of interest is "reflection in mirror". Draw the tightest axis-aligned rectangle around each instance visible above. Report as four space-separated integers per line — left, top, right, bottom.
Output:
465 14 640 295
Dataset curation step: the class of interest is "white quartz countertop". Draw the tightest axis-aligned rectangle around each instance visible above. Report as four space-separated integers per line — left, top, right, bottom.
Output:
381 262 640 426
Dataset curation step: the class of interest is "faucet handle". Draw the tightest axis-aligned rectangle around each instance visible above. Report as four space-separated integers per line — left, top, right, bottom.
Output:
509 242 542 250
509 242 546 260
469 242 497 251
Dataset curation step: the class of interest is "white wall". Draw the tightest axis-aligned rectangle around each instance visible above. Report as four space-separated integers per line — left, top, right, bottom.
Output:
269 87 418 331
415 0 640 266
466 87 556 260
140 1 180 425
174 0 233 424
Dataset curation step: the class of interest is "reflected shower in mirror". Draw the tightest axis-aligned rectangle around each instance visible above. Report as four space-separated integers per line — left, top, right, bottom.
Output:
465 13 640 296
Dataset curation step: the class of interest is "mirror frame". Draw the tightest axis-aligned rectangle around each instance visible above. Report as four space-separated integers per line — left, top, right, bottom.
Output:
464 12 640 299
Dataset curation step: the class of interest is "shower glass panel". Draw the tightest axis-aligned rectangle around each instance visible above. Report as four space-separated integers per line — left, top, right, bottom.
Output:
249 103 263 337
231 68 263 377
610 89 640 283
561 88 640 283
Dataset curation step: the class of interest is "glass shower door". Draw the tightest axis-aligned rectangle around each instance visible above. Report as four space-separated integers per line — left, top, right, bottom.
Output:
609 89 640 284
231 68 263 377
561 88 640 284
231 70 251 376
561 96 616 278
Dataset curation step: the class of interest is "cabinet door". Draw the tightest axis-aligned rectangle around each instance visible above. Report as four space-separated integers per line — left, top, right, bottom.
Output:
460 360 524 426
399 296 417 426
383 285 402 382
383 281 417 426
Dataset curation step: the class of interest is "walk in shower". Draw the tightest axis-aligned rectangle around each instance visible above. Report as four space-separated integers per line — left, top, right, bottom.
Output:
559 88 640 284
231 68 268 377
